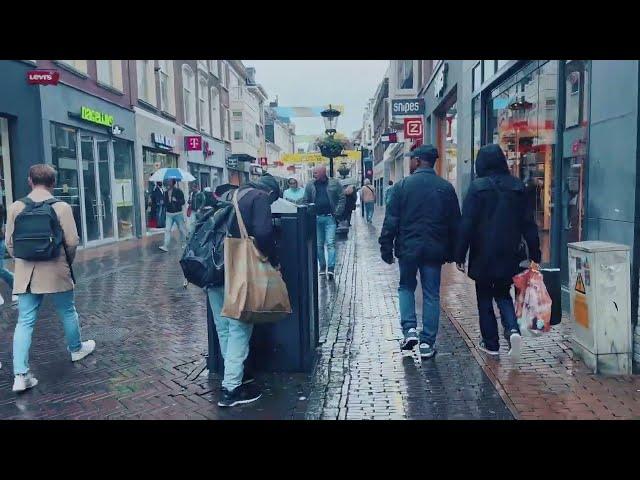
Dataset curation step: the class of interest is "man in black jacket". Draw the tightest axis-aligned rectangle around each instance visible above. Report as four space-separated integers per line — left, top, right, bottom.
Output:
159 179 187 252
454 144 541 359
208 174 280 408
379 145 461 359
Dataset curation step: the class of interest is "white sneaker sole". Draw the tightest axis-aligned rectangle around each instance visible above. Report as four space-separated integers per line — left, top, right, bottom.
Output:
159 247 168 252
13 377 38 393
508 333 522 359
218 393 262 407
71 341 96 362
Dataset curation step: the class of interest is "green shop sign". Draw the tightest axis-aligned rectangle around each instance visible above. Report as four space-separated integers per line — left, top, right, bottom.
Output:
80 106 114 127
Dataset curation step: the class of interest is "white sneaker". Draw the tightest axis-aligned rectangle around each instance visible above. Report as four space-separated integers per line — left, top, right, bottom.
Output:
11 295 18 305
71 340 96 362
12 372 38 392
508 332 522 359
159 246 169 252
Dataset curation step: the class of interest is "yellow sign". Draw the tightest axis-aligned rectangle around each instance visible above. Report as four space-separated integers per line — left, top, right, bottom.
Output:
575 272 586 294
574 292 589 328
282 150 361 164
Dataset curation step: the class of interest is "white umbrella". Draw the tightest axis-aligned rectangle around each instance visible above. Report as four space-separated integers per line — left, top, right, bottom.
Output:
149 167 196 183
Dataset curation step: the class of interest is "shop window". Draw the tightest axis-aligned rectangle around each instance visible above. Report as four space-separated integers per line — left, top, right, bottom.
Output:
113 140 136 239
397 60 414 90
198 73 210 133
486 61 558 263
182 64 196 127
0 118 14 216
143 148 178 229
96 60 123 91
472 63 481 92
50 123 82 240
158 60 175 115
483 60 496 81
472 95 481 166
211 87 221 139
137 60 156 105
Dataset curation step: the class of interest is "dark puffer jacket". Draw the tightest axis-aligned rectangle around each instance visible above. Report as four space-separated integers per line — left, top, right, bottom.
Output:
379 167 461 264
454 144 541 282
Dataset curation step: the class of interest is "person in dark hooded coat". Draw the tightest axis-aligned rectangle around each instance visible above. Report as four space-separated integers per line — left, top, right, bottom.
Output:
454 144 540 358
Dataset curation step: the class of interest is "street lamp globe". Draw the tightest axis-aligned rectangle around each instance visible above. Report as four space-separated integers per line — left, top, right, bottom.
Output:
321 105 341 136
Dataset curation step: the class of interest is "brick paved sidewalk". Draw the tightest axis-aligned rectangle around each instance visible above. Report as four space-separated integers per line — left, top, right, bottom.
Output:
441 263 640 420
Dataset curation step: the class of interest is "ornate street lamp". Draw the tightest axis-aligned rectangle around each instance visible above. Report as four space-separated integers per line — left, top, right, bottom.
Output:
320 104 341 137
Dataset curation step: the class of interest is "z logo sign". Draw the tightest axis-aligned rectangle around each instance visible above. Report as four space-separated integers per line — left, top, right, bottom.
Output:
404 118 423 139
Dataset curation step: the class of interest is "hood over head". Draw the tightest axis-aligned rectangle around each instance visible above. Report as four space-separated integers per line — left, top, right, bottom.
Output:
475 144 510 178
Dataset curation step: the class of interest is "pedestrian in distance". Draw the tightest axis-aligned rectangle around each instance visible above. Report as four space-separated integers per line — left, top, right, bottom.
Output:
384 180 394 207
150 181 165 229
342 184 357 227
159 179 188 253
303 165 346 281
283 178 305 205
360 178 376 223
379 145 461 359
210 173 281 407
5 164 95 392
187 182 205 237
454 144 541 359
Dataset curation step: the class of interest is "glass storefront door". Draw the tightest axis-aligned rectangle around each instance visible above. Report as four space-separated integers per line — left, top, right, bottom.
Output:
0 117 14 225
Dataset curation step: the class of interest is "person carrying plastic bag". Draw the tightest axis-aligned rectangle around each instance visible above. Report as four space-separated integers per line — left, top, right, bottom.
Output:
513 262 552 335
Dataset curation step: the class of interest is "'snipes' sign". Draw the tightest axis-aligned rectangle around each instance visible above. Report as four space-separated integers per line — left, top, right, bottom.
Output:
81 106 114 127
27 70 60 85
391 98 424 116
404 117 423 139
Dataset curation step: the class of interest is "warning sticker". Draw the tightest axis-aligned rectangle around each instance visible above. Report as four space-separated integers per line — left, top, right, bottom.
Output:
575 272 586 294
574 293 589 328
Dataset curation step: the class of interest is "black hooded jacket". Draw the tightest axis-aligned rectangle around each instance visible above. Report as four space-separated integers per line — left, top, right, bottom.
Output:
454 144 541 282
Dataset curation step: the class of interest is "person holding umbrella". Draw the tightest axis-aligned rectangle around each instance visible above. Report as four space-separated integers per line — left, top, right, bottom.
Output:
150 168 194 253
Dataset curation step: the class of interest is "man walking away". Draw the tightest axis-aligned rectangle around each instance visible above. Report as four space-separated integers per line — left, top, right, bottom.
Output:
342 184 357 226
6 164 95 392
151 182 165 228
385 180 394 207
303 165 346 280
454 144 540 359
361 178 376 223
379 145 460 359
159 179 187 252
210 173 280 407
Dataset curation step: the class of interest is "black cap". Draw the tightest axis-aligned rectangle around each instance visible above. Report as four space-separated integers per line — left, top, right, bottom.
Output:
405 144 439 163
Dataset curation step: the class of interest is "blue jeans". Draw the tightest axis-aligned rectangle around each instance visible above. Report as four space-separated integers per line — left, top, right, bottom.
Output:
316 214 337 270
163 211 188 249
207 287 254 392
475 281 520 351
398 258 442 346
0 239 14 289
13 290 82 375
364 202 374 222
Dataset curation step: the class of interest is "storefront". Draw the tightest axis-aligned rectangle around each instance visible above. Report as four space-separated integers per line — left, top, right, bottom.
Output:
41 85 138 247
184 134 225 191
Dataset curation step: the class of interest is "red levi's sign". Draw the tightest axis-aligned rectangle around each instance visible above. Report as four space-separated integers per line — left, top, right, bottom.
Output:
27 70 60 85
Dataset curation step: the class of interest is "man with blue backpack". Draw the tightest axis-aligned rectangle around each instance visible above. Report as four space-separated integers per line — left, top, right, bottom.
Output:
5 164 95 392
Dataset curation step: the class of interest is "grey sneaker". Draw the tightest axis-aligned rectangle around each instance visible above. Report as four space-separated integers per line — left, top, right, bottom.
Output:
13 372 38 393
419 343 436 359
401 328 419 350
508 330 522 359
478 340 500 356
159 246 169 252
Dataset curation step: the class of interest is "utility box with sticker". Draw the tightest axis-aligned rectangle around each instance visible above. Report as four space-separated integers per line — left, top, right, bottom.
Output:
568 241 632 374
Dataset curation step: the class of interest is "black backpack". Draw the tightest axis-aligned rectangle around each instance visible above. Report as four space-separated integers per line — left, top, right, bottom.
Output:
12 198 65 261
179 201 236 288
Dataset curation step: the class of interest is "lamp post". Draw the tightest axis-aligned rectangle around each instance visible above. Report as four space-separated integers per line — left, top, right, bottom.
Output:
354 140 366 218
320 104 341 177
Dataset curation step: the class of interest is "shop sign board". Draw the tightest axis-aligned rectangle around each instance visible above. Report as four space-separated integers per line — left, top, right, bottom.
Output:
404 117 423 139
151 133 176 150
27 69 60 85
185 136 202 151
391 98 424 116
80 106 114 127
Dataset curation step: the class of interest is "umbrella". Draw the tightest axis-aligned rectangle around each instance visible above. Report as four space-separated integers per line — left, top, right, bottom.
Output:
149 167 195 183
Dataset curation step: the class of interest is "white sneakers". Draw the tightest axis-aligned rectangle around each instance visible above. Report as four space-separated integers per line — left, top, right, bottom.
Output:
71 340 96 362
158 246 169 252
508 332 522 359
12 372 39 393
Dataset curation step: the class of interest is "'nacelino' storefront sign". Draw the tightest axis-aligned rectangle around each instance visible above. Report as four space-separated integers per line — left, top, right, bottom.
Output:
80 106 114 127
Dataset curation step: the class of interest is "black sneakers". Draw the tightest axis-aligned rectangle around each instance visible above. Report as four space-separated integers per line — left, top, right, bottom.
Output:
401 328 419 351
218 383 262 407
478 340 500 356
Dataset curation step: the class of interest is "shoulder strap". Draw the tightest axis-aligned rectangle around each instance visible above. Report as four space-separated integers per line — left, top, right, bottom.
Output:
44 198 60 206
19 197 35 207
232 189 249 239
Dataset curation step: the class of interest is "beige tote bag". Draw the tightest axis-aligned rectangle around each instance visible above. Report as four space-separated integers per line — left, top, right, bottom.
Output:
220 189 292 323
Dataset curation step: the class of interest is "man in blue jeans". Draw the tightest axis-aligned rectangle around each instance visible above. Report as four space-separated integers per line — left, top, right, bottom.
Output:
303 165 345 280
5 164 95 391
208 173 280 407
379 145 461 359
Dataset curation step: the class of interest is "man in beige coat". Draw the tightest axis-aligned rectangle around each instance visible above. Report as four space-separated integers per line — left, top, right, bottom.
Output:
5 164 95 392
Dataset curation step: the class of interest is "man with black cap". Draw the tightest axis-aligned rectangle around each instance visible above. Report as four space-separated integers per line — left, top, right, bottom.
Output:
210 173 280 407
379 145 461 359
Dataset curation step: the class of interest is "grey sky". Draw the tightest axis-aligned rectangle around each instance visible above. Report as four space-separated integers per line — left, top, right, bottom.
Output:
244 60 389 142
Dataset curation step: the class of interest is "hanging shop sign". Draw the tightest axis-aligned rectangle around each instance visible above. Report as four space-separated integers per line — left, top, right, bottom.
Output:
404 117 423 139
381 132 398 144
80 106 114 127
27 69 60 85
185 135 202 151
391 98 425 116
151 133 176 150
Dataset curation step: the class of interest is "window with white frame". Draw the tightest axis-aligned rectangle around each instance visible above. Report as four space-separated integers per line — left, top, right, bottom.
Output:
198 73 210 133
158 60 175 115
220 61 228 88
59 60 88 74
182 64 196 127
209 61 219 77
96 60 123 91
137 60 156 105
397 60 414 89
211 87 221 139
197 60 208 72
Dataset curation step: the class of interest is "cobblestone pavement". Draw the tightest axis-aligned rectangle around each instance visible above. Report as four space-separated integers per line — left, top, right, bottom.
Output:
440 268 640 420
0 234 309 420
305 209 513 420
